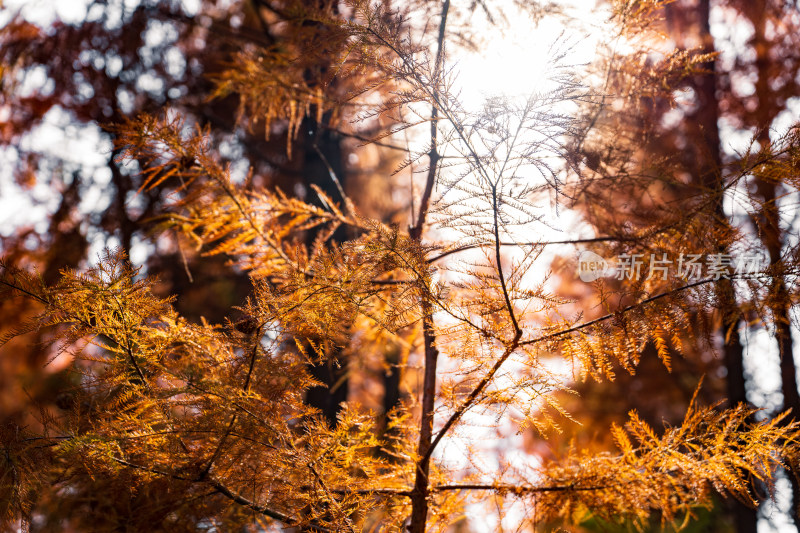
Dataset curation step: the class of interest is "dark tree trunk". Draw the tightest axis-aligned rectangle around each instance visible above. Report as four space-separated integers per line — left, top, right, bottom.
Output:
693 1 759 530
301 114 351 427
749 0 800 523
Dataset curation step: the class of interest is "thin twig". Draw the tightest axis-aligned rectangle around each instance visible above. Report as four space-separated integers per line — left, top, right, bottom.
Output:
427 235 637 263
519 277 718 347
312 143 355 218
425 331 521 462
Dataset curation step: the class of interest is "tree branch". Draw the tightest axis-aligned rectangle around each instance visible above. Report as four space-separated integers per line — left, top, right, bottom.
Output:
407 2 450 532
519 277 718 347
185 329 285 483
425 331 521 463
430 483 608 493
208 477 332 533
427 235 637 263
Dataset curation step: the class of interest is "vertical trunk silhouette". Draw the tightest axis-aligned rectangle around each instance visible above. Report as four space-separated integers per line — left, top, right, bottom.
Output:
301 113 351 427
693 1 757 530
748 0 800 522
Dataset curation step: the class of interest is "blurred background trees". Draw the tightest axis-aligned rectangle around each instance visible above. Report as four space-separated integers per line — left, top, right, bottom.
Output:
559 1 800 531
0 0 408 431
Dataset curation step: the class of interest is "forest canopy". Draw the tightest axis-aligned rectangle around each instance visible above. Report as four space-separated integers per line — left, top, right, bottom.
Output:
1 1 800 532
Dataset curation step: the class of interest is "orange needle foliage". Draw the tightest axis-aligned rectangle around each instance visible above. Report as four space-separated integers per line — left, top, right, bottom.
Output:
2 1 800 532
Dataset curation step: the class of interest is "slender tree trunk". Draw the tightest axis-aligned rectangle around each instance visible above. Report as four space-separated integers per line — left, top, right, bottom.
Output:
693 1 759 530
408 308 440 533
407 3 449 530
754 129 800 530
749 0 800 523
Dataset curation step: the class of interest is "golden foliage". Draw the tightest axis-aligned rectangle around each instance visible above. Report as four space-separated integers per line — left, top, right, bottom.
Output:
2 0 800 532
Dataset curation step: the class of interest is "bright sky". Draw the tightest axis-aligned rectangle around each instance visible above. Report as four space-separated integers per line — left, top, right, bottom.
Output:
457 0 606 101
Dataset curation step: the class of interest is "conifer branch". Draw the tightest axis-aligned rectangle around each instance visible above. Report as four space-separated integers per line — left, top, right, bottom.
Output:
492 184 520 334
198 325 263 480
208 477 332 533
519 277 719 347
430 483 607 493
427 236 638 262
0 277 48 305
425 331 522 462
4 3 800 531
108 452 329 532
